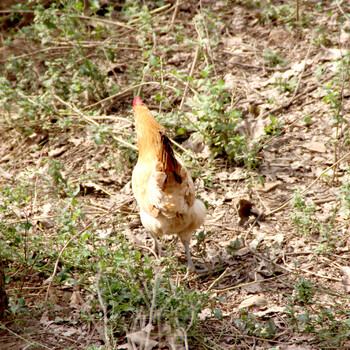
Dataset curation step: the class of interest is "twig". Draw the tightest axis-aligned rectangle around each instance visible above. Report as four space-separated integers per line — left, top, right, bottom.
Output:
144 273 159 349
0 10 140 31
171 0 180 27
205 267 229 293
332 30 347 183
96 267 112 349
221 56 291 71
77 14 135 31
335 0 350 23
179 46 199 110
53 94 137 151
199 0 217 77
296 0 299 22
128 3 171 25
288 42 311 103
83 81 176 110
31 174 39 221
283 263 341 282
211 273 288 294
0 322 52 350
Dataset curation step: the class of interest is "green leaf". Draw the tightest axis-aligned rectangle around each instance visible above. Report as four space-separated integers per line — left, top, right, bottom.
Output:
43 19 57 29
149 55 160 66
75 2 83 11
155 94 163 102
217 79 225 87
213 308 223 319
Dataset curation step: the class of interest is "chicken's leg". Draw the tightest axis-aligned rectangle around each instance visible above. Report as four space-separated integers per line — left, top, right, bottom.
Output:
183 240 196 273
153 237 161 257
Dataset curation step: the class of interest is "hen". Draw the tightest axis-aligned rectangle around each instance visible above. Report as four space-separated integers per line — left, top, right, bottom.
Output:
132 96 206 272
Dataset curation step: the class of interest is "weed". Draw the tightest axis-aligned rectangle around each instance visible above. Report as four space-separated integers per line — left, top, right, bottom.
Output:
341 174 350 217
293 279 315 305
285 279 350 347
235 311 277 339
263 49 287 68
264 115 285 136
95 237 209 334
290 191 320 236
186 69 253 165
226 239 243 255
276 76 297 93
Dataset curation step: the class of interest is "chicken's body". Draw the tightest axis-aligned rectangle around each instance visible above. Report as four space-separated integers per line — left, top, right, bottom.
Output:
132 97 206 272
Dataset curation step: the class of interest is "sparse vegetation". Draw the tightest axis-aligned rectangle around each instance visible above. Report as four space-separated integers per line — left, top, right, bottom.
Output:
1 0 350 349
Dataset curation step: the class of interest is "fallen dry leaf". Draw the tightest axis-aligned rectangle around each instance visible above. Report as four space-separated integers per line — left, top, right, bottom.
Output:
126 330 158 350
70 291 81 308
340 267 350 293
303 142 326 153
48 146 67 158
254 180 282 193
254 306 285 317
238 295 268 309
198 308 212 321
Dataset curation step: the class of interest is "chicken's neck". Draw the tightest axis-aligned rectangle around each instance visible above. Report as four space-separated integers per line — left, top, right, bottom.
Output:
136 118 163 161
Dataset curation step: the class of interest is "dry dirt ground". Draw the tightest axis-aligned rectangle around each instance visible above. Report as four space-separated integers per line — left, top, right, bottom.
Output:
1 0 350 349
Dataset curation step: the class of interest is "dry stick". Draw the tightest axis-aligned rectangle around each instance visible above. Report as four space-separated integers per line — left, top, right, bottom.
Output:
170 0 180 27
56 92 199 165
179 46 199 110
0 10 139 32
242 217 342 286
210 273 289 294
335 0 350 22
145 273 159 350
263 102 323 154
136 59 150 98
289 43 311 103
332 33 347 183
44 205 124 303
0 44 141 63
96 268 112 349
31 174 39 219
242 214 293 275
53 94 137 151
128 3 171 25
222 54 291 72
267 149 350 216
83 81 176 110
0 322 52 350
296 0 299 22
256 45 313 149
205 267 229 293
199 0 217 77
256 72 336 166
283 261 342 282
0 46 74 62
77 14 135 31
70 289 106 343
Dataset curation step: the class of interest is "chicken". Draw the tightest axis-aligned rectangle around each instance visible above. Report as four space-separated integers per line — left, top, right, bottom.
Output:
132 96 206 272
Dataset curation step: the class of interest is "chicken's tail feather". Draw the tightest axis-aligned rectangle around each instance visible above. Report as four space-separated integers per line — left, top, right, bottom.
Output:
159 133 182 184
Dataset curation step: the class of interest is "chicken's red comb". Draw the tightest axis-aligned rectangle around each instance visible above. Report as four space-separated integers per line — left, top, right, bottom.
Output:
133 96 143 106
